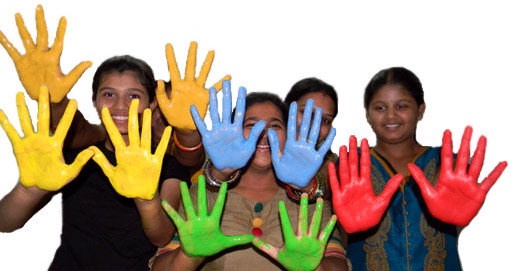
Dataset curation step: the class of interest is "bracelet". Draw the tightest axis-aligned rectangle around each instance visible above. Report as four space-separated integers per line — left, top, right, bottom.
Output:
286 177 318 201
203 159 241 187
173 131 203 152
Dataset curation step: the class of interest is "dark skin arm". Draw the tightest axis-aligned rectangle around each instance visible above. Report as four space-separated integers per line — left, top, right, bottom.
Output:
0 183 53 232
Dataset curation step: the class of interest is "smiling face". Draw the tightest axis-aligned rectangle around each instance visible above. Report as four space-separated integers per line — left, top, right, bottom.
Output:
366 84 425 145
296 92 335 143
243 102 287 169
93 70 156 139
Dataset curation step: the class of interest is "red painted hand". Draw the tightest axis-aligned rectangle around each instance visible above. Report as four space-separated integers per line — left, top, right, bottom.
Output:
328 136 403 233
408 126 508 226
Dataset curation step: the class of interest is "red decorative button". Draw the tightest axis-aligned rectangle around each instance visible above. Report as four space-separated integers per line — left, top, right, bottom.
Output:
252 227 263 236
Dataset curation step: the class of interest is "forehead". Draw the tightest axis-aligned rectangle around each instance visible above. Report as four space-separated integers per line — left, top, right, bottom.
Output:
297 92 335 114
98 70 145 91
245 102 284 120
370 84 415 103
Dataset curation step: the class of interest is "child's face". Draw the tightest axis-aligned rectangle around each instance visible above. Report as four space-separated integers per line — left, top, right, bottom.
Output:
93 70 153 137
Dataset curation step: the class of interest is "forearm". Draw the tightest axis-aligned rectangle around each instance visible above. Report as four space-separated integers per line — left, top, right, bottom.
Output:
172 129 204 167
0 182 52 232
134 195 175 247
316 255 350 271
51 98 106 149
151 248 204 271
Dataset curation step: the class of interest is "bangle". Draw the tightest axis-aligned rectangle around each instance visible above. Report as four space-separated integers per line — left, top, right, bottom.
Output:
203 159 241 187
286 177 318 201
173 131 203 152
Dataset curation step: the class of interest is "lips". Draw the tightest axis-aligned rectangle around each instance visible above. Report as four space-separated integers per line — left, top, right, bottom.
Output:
384 123 400 128
112 115 129 121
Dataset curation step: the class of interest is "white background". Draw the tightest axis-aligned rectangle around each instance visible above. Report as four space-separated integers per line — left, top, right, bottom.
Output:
0 1 518 270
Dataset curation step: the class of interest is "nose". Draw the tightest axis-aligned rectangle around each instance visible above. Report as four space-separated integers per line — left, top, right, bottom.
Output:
386 107 397 118
114 96 128 111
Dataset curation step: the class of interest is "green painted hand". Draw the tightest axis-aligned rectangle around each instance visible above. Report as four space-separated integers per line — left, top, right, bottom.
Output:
162 176 254 257
253 194 337 271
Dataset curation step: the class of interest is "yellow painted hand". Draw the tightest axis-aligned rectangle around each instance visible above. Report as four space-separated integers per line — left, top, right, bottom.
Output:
156 41 231 130
0 86 93 191
0 4 92 103
90 99 172 200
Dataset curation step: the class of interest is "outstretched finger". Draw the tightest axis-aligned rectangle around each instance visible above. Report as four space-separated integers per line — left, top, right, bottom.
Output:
319 215 337 243
337 145 349 188
209 87 220 125
191 105 209 137
162 200 185 227
211 75 232 92
308 107 322 145
455 126 472 173
268 129 281 165
480 161 508 193
15 13 35 51
379 174 403 202
245 121 266 153
408 164 436 200
318 127 336 157
35 4 49 51
309 197 323 238
211 180 228 219
65 148 94 181
287 102 297 140
90 146 115 178
221 81 232 125
197 175 208 218
180 181 196 220
16 92 34 136
440 129 454 174
165 43 181 82
63 61 93 99
299 99 314 141
298 194 309 236
279 201 295 240
185 41 197 81
225 234 255 248
0 110 21 145
252 238 278 259
128 99 140 146
468 136 486 181
141 109 152 151
196 50 214 87
328 162 341 196
37 86 50 135
359 138 371 181
348 135 359 180
52 16 66 55
155 126 172 157
54 99 77 143
233 86 246 126
0 31 22 61
101 107 125 149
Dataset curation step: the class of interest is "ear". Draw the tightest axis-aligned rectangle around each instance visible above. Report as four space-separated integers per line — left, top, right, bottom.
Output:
365 110 371 125
418 103 426 120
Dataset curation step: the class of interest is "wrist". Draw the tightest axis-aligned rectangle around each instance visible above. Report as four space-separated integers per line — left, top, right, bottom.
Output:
203 159 241 187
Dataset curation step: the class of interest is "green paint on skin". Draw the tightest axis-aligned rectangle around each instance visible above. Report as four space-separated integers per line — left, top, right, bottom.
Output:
163 177 254 257
275 195 336 271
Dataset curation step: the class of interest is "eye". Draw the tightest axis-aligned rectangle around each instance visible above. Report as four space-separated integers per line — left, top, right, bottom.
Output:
102 92 115 98
396 104 408 110
270 123 283 130
375 105 386 111
243 122 255 128
321 118 332 125
129 94 141 99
